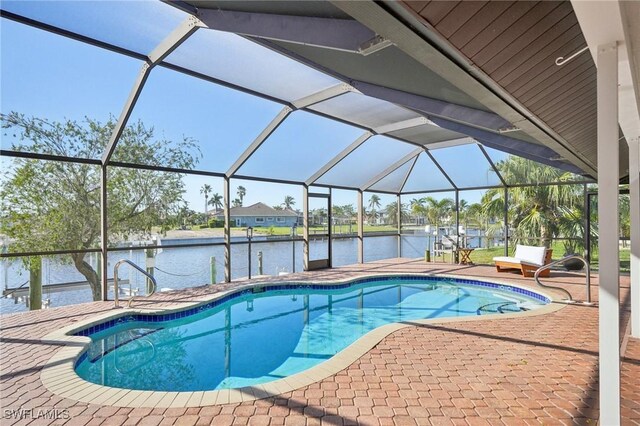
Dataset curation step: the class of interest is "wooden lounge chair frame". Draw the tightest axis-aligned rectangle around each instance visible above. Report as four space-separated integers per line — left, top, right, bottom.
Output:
495 249 553 278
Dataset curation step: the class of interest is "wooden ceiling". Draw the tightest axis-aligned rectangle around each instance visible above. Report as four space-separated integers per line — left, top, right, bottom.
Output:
402 1 599 166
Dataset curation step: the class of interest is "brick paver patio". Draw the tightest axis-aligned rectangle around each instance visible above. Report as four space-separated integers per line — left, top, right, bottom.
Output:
1 259 637 425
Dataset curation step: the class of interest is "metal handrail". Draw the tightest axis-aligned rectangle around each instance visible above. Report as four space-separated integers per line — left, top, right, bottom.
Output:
534 255 591 303
113 259 157 308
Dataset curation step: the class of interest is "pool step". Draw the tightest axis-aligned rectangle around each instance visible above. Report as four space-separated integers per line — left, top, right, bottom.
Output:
476 301 526 315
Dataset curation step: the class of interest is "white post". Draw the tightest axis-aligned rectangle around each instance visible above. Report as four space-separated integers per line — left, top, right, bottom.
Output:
597 41 620 424
629 136 640 338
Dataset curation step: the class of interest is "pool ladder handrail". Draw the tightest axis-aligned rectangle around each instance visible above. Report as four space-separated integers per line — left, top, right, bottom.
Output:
113 259 157 308
534 254 590 303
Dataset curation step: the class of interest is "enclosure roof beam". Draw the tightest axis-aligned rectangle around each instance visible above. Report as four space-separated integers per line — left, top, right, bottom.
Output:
226 83 358 178
424 137 474 150
225 106 293 178
361 147 423 191
477 143 507 187
302 114 430 187
373 116 429 135
197 8 377 53
427 116 588 176
352 80 512 133
101 16 204 164
292 83 353 109
424 148 458 191
398 154 419 194
305 132 373 186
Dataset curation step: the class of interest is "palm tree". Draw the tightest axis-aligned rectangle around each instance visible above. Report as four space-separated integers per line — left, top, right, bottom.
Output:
420 197 454 233
384 201 408 226
483 156 581 249
410 198 426 225
232 198 242 208
368 194 381 224
340 204 355 218
283 195 295 209
236 186 246 206
411 196 453 250
480 189 505 248
460 201 483 247
200 184 212 217
208 192 223 212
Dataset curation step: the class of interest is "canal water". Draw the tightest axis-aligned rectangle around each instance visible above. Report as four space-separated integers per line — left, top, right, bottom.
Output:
1 233 485 315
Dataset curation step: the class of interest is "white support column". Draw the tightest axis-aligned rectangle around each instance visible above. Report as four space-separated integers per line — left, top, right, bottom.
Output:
630 136 640 338
597 41 620 425
357 190 364 263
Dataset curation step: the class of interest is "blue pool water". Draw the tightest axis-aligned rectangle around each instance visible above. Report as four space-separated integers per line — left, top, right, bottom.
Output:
74 277 548 391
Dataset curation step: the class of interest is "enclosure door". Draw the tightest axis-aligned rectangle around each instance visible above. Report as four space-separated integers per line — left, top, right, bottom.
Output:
306 193 332 270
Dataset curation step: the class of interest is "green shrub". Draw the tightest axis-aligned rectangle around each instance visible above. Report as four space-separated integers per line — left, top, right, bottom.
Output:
208 219 224 228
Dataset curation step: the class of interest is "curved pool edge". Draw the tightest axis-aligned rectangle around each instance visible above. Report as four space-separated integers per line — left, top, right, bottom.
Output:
39 273 567 408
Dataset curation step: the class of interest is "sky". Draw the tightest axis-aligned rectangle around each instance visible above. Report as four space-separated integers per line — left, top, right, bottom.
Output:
0 3 504 212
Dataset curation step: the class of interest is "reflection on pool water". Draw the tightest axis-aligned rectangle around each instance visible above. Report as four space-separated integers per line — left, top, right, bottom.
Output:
74 276 548 391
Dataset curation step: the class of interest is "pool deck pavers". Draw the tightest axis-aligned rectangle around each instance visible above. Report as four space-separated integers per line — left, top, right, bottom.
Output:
1 258 638 425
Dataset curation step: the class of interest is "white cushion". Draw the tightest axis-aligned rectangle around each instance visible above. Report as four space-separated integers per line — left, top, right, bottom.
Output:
493 256 521 264
513 245 546 266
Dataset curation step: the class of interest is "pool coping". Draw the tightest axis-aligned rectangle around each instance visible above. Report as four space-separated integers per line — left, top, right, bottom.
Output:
39 272 566 408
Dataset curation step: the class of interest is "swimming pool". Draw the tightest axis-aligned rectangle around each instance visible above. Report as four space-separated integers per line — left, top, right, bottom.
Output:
74 276 549 392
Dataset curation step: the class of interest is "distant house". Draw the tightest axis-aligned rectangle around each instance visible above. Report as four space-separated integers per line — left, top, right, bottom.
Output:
211 202 299 227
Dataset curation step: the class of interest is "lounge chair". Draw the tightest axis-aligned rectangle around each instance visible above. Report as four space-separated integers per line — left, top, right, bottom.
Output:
493 244 553 277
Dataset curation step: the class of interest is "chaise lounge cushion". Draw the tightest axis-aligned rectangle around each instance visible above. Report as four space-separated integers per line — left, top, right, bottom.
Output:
513 244 547 266
492 245 547 266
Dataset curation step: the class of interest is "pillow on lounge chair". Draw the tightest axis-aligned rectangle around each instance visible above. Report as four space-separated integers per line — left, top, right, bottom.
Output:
513 244 546 266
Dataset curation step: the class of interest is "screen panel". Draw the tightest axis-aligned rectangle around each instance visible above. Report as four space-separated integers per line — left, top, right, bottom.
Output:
363 192 400 234
483 146 587 185
401 153 454 193
429 143 501 188
1 0 187 55
316 136 417 189
1 156 101 252
164 28 341 102
387 123 466 146
236 111 363 182
331 189 357 236
111 66 282 173
1 20 142 159
369 159 415 193
308 92 421 130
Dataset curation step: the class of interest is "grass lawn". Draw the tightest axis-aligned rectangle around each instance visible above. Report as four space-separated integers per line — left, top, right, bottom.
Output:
430 242 630 272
